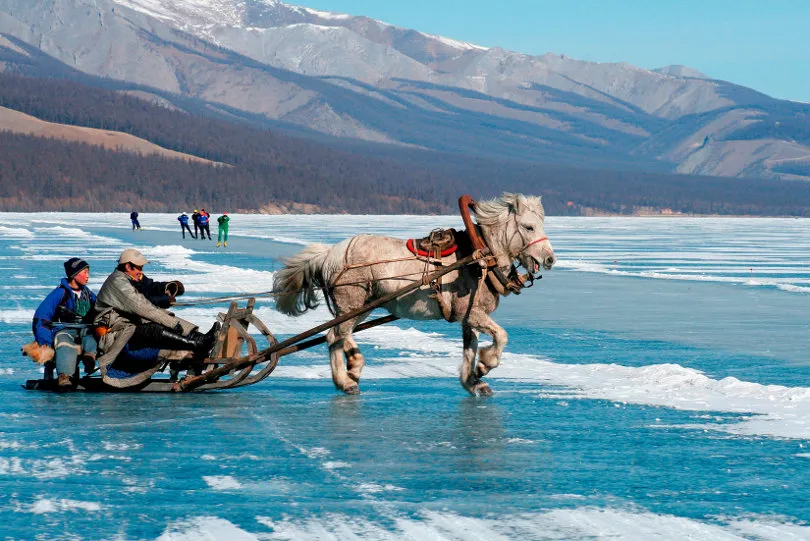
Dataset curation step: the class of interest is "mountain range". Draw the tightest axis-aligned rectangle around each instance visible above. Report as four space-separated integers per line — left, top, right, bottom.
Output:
1 0 809 187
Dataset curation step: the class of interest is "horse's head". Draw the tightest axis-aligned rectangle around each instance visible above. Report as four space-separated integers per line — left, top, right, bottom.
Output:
474 193 556 273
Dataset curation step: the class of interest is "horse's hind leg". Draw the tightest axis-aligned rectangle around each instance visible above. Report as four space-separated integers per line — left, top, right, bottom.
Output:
327 320 361 394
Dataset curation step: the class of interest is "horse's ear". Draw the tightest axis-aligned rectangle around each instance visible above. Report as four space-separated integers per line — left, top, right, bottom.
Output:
503 192 521 214
510 194 524 214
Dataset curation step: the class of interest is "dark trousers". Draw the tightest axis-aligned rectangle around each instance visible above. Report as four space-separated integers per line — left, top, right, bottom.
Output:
131 219 141 230
200 224 211 240
181 223 195 238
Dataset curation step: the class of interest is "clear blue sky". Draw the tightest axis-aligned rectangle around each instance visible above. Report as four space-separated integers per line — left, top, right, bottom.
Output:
299 0 809 102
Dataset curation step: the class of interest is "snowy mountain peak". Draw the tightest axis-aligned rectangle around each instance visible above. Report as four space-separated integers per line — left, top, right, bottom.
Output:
653 65 710 79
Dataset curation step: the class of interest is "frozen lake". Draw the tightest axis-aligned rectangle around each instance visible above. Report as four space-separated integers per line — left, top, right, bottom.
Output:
1 212 809 540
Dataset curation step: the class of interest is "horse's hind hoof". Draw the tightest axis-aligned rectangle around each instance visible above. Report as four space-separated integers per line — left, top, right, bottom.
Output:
470 382 493 397
343 383 360 395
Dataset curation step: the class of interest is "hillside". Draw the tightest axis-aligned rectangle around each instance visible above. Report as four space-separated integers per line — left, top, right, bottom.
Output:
1 0 808 182
0 106 219 165
1 73 809 216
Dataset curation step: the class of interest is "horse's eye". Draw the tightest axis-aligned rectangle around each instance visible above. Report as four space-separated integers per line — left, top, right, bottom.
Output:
524 225 534 232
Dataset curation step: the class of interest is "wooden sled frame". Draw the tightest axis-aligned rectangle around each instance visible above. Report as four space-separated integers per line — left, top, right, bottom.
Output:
25 299 280 392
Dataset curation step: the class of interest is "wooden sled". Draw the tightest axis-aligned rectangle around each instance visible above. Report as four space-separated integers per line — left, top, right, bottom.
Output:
24 298 279 392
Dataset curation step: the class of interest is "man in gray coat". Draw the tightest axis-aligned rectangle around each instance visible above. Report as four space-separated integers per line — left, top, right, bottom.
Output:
94 249 219 388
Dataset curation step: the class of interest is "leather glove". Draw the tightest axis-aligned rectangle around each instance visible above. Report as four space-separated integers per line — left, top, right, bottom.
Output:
165 281 179 297
173 322 184 335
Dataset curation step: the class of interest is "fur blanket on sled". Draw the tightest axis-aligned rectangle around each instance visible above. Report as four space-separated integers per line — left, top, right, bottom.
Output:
22 341 55 365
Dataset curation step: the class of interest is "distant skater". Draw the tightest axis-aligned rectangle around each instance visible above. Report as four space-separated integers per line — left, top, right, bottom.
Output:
191 209 201 238
217 212 230 247
198 209 212 240
130 210 141 231
178 212 196 239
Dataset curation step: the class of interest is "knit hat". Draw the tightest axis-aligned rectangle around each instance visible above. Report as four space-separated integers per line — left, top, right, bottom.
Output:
64 257 89 280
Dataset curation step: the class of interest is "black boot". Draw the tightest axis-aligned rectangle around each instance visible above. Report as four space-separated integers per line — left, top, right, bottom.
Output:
188 322 221 359
130 322 219 357
130 324 202 353
155 327 206 352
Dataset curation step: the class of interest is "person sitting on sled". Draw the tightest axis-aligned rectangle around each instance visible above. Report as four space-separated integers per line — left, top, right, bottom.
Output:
93 249 220 388
22 258 98 391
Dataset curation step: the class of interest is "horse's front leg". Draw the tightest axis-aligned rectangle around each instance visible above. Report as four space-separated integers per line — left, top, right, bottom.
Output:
459 324 491 397
343 334 365 383
326 320 360 395
465 310 508 396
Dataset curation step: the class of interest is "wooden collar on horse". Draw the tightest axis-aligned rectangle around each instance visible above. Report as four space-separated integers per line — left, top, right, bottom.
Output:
458 194 538 297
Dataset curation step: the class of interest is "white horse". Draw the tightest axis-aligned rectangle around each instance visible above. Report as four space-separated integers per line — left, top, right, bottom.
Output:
272 193 556 396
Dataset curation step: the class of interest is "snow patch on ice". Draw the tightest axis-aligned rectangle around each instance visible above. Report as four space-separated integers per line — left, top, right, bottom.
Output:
203 475 243 490
28 498 101 514
357 482 405 494
158 516 258 541
249 507 810 540
0 226 34 239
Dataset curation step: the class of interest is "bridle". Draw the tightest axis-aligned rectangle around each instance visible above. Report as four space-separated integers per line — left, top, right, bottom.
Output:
458 195 548 296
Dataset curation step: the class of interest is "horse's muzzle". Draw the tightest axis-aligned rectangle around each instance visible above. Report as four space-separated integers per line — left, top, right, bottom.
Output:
543 255 556 270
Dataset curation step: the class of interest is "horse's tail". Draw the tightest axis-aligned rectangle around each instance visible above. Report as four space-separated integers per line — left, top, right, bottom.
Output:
273 242 341 316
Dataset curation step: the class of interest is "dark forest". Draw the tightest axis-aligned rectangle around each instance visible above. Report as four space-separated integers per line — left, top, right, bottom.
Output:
1 73 809 215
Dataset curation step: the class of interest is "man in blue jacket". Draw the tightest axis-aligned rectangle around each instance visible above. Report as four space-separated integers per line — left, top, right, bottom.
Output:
197 209 211 240
178 212 196 239
23 258 98 390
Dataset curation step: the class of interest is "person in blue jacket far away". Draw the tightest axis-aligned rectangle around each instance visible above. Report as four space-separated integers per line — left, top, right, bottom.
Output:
178 212 196 239
198 209 212 240
22 258 98 391
130 210 142 230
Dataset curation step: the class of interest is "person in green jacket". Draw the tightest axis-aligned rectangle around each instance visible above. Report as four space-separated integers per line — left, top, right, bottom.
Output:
217 212 230 247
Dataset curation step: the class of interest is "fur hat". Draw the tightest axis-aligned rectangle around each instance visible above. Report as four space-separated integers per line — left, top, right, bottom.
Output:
22 341 55 365
64 257 89 280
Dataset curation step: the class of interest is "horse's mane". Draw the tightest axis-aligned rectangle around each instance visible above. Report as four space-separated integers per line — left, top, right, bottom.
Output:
472 193 544 226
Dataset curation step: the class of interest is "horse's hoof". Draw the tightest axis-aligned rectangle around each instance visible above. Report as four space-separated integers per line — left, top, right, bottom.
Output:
470 382 493 397
343 383 360 395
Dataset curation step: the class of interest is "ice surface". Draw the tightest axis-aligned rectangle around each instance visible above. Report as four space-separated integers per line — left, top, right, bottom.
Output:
2 212 810 539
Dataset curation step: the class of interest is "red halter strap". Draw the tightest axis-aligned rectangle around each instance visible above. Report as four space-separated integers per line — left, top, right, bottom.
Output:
523 236 548 249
